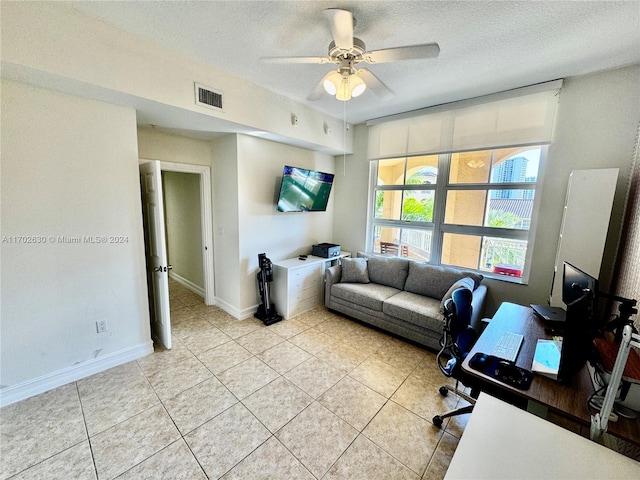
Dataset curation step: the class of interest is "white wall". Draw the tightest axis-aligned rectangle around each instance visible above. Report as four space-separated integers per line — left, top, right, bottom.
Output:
210 135 242 312
332 65 640 316
333 124 371 255
138 127 212 166
138 131 336 318
0 80 152 399
162 172 204 291
236 135 335 315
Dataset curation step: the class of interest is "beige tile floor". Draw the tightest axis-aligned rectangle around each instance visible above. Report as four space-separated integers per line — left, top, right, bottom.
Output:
0 280 470 480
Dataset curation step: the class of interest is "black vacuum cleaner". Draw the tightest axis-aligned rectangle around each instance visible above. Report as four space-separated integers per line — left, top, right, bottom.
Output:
254 253 282 325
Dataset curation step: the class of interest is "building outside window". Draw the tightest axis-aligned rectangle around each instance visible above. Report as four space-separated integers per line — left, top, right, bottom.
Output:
370 146 543 281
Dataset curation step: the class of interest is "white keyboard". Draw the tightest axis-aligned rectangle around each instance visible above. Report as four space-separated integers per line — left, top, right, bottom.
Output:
491 332 524 362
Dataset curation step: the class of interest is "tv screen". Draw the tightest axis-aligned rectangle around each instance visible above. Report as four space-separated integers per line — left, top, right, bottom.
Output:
276 165 334 212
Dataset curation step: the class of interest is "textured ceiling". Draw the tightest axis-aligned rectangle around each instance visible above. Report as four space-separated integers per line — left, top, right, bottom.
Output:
72 1 639 125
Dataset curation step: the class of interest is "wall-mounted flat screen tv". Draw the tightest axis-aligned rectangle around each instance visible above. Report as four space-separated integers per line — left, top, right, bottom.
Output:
277 165 335 212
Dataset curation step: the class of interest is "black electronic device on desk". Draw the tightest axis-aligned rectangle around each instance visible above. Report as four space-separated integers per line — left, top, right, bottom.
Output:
469 352 533 390
531 304 566 324
311 243 340 258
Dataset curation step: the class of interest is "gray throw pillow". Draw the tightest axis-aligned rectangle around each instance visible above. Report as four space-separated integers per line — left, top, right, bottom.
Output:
340 258 370 284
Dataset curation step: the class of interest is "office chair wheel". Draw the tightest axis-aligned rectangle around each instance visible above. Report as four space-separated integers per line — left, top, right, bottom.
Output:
439 386 449 397
432 415 443 428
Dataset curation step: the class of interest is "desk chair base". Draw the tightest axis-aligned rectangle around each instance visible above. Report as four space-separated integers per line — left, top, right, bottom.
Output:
432 382 478 428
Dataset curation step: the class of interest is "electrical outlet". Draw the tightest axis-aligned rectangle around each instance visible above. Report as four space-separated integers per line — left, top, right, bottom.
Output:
96 319 108 333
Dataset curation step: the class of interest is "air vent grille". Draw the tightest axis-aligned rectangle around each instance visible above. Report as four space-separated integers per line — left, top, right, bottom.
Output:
195 83 223 111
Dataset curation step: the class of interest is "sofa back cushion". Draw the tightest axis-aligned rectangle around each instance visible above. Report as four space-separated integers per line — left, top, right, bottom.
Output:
365 256 410 290
404 262 483 299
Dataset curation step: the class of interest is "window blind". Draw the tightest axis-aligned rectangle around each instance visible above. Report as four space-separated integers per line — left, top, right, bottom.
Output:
367 80 563 160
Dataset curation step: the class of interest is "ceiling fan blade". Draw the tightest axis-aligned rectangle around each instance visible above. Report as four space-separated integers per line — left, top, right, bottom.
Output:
261 56 331 64
364 43 440 63
324 8 353 51
358 69 394 100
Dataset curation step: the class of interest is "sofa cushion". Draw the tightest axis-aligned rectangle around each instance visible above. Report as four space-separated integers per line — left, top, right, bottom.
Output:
366 256 410 290
340 257 370 284
382 291 444 332
331 282 400 312
404 262 483 299
440 277 476 313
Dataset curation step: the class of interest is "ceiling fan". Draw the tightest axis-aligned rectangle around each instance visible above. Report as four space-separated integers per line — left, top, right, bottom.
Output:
262 8 440 101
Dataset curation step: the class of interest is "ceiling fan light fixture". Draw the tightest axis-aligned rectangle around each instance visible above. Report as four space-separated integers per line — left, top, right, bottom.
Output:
350 75 366 97
323 71 341 95
336 76 351 101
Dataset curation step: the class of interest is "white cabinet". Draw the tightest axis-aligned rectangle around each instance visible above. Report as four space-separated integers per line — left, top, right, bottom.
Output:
549 169 618 307
272 253 350 319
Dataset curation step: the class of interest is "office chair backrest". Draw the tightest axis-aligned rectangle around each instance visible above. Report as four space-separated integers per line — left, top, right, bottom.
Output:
438 287 477 376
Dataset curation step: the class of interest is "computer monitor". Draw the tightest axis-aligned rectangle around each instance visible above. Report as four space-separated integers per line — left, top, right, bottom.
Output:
562 262 598 307
558 262 600 381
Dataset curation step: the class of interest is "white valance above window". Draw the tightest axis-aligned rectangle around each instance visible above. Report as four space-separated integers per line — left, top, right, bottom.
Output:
367 80 563 160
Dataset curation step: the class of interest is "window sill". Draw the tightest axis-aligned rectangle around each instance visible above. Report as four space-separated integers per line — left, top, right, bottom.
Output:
482 272 529 285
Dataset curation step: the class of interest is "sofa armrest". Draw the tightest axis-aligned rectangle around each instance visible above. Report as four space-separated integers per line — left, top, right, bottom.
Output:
470 284 488 332
324 265 342 306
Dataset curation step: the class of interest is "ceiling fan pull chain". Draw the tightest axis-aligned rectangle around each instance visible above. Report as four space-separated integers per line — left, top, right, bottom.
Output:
343 100 347 175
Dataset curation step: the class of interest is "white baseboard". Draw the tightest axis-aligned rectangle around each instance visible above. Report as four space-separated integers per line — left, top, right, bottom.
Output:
239 304 259 320
0 341 154 408
170 272 205 297
213 297 257 320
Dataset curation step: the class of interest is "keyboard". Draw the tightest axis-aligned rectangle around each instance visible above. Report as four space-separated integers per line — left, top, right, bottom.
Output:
491 332 524 362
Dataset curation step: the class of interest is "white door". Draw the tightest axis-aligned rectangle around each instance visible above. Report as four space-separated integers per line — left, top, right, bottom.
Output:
140 160 172 349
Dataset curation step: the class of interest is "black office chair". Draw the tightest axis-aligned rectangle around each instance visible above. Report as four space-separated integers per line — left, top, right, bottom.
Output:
432 287 480 428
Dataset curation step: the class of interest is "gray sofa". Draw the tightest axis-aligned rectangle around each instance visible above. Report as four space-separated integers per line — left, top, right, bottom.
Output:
324 253 487 351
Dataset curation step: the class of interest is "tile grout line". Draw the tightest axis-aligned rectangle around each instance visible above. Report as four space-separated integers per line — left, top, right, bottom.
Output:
75 381 100 480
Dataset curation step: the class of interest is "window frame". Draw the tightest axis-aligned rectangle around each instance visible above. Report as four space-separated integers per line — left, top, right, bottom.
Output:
367 146 548 283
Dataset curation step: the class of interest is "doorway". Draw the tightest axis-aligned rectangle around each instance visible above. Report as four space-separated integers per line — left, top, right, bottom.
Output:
140 159 214 348
163 170 205 298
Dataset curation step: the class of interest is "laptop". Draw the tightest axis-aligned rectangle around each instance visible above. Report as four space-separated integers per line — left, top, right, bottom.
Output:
530 304 566 324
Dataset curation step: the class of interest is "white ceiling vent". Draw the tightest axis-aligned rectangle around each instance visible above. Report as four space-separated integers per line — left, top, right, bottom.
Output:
195 83 224 111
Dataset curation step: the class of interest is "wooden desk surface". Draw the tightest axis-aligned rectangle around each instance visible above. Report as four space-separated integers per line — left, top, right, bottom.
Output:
462 302 640 445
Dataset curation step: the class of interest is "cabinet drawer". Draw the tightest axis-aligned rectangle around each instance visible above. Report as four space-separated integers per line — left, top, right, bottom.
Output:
288 265 322 292
290 291 322 317
289 284 320 303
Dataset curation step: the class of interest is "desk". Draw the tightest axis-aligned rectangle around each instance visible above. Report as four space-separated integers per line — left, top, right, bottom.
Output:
461 302 640 445
445 393 640 479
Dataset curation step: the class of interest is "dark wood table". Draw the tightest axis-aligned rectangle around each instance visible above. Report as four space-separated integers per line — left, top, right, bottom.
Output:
462 302 640 446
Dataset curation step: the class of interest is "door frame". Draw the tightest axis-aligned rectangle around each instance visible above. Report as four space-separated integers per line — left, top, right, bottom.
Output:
142 159 215 305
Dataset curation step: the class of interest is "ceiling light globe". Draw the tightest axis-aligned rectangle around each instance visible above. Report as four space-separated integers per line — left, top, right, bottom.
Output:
350 75 366 97
336 77 351 101
323 71 340 95
323 80 337 95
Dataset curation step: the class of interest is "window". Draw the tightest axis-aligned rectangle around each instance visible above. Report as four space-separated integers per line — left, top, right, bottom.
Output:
370 146 543 281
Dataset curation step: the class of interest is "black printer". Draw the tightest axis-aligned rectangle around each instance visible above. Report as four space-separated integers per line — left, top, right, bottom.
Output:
311 243 341 258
